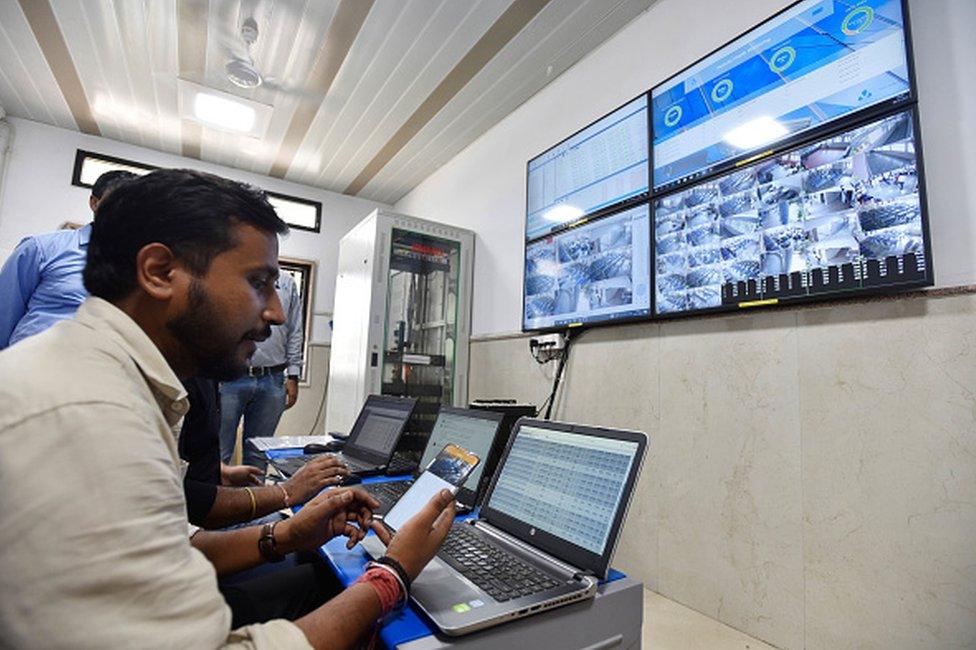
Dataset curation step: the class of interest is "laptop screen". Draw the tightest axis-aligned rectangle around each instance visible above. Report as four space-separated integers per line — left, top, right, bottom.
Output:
482 421 646 578
346 396 416 461
417 408 503 495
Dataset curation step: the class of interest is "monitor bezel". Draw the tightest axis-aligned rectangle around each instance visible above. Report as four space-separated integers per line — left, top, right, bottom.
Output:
650 103 934 320
480 418 648 580
521 201 654 334
648 0 919 196
524 91 651 245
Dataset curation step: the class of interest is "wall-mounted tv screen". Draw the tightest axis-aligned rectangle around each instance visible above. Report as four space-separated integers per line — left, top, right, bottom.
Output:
654 108 930 316
524 203 651 331
526 94 648 242
651 0 913 193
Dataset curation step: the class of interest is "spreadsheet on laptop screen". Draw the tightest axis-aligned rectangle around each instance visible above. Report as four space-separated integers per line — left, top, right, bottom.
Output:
419 412 498 489
487 426 638 555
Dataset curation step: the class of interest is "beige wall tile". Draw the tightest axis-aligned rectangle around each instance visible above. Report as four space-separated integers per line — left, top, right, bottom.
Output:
657 310 804 649
799 295 976 649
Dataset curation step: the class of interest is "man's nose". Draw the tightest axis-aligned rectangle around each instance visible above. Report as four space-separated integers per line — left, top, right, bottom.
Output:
264 288 285 326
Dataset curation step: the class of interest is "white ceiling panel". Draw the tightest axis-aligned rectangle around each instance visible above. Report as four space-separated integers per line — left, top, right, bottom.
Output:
0 1 75 128
0 0 655 202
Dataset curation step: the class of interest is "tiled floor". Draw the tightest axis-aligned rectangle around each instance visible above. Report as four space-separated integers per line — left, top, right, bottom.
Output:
642 590 778 649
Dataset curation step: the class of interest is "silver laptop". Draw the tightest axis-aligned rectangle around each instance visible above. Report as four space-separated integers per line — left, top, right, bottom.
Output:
362 418 647 636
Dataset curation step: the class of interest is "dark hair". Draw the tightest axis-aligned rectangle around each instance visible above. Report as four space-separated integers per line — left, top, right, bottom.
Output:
84 168 288 301
91 170 138 199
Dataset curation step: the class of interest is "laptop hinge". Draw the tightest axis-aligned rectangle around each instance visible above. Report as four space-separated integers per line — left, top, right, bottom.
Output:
471 520 587 579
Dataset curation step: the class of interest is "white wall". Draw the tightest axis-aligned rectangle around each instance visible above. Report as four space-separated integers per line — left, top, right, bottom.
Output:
396 0 976 337
0 117 391 342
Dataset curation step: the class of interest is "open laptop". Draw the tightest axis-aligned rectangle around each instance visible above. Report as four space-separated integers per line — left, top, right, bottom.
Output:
270 395 417 478
362 406 504 514
362 418 647 636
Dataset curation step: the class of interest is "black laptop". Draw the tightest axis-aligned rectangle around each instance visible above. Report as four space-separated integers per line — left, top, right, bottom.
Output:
362 406 504 514
362 418 647 636
270 395 417 477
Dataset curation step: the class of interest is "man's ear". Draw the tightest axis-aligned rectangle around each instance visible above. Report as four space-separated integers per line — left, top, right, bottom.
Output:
89 195 98 212
134 243 184 300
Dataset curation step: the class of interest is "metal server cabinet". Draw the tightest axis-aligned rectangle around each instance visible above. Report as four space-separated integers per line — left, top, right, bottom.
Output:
325 209 475 446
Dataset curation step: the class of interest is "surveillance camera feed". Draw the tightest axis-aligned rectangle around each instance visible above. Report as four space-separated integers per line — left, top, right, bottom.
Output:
524 203 651 331
651 0 912 193
654 109 929 316
525 94 648 241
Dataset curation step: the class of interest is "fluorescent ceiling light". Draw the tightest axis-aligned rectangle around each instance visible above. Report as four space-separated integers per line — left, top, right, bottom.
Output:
177 79 272 138
542 204 584 223
194 93 255 132
722 116 788 150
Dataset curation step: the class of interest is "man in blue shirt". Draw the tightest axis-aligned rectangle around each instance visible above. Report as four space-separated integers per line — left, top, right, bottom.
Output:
219 271 305 467
0 170 136 349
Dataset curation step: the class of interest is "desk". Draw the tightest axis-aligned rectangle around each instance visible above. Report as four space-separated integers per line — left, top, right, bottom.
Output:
266 449 644 649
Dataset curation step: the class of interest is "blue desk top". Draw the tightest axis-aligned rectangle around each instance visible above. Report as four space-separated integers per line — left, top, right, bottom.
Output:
266 448 624 648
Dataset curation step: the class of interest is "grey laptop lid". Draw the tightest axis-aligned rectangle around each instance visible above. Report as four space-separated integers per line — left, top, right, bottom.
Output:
478 418 647 580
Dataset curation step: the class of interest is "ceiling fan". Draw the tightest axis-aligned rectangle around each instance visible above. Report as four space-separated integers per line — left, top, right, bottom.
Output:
223 16 265 90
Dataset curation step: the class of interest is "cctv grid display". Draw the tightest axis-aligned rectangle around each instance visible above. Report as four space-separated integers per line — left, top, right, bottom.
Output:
522 0 931 330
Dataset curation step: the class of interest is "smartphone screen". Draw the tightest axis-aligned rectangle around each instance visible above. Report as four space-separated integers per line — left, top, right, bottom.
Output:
383 444 479 532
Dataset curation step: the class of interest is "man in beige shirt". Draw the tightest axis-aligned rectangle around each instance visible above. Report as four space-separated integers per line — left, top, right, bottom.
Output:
0 169 454 648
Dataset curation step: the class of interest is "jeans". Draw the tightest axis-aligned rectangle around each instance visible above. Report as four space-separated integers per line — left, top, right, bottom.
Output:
219 372 286 467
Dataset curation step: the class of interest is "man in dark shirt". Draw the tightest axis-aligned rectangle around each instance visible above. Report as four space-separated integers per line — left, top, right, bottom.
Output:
179 376 349 529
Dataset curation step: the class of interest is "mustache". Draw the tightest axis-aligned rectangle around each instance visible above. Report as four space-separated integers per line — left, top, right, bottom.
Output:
244 326 272 342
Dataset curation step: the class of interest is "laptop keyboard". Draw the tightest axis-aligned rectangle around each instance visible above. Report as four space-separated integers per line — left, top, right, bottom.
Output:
385 453 418 476
272 453 373 477
438 524 561 602
363 480 411 505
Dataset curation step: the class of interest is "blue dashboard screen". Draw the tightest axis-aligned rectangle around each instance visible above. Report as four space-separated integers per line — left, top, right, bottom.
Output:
651 0 911 192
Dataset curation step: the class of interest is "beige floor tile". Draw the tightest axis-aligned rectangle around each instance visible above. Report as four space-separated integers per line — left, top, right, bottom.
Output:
643 589 778 650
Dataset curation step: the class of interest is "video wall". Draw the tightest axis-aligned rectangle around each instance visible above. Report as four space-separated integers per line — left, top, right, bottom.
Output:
523 0 931 332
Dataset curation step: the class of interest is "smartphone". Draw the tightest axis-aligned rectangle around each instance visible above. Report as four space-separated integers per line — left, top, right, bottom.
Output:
382 444 480 532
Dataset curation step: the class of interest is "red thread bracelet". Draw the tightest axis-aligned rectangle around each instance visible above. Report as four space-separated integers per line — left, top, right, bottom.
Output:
355 566 404 616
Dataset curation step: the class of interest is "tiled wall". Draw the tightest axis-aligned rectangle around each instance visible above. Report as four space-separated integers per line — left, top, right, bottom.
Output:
468 292 976 649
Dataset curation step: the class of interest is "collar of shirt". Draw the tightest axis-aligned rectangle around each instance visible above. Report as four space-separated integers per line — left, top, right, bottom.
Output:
74 297 189 425
77 222 92 247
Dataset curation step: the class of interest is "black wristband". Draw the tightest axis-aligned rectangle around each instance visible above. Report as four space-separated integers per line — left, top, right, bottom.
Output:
376 555 411 592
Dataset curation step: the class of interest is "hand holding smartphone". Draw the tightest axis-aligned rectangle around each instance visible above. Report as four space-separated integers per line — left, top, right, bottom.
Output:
382 444 480 532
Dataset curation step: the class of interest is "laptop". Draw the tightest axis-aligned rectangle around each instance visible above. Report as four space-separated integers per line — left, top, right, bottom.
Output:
270 395 417 477
362 406 505 514
362 418 647 636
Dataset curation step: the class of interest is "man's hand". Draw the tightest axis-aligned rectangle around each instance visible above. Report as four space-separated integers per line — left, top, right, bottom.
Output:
284 454 349 504
277 488 379 553
372 489 455 580
284 377 299 409
220 463 263 486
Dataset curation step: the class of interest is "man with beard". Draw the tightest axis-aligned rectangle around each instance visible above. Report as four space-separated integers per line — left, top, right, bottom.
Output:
0 169 455 648
218 269 305 469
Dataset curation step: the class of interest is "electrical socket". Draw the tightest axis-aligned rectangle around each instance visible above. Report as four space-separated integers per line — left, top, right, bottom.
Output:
529 332 566 351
